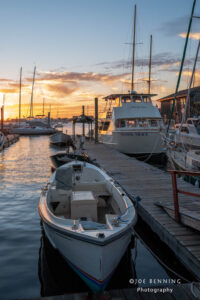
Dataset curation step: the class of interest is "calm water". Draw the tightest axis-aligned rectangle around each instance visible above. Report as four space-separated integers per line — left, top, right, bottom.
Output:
0 134 191 299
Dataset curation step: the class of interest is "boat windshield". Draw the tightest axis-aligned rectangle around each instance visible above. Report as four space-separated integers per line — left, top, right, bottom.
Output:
121 95 151 104
115 119 160 128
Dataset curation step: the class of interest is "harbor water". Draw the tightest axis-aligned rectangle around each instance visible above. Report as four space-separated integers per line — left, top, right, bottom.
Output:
0 134 193 299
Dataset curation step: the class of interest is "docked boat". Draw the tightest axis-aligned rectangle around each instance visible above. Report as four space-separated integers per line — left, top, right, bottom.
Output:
0 132 4 150
50 151 93 170
167 147 200 186
39 161 137 292
99 92 165 155
50 132 73 147
172 118 200 149
11 125 55 135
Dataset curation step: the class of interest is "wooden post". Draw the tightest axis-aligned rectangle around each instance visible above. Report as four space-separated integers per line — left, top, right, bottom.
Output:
72 121 75 141
1 106 4 132
48 112 50 127
170 171 180 223
19 67 22 126
95 98 98 143
82 105 85 137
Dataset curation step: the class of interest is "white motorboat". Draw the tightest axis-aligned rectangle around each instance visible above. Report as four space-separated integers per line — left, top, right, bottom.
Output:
99 92 165 155
39 161 137 292
10 125 55 135
172 118 200 149
50 132 72 147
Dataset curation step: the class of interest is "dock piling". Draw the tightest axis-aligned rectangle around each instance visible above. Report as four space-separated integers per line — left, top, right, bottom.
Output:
95 98 98 143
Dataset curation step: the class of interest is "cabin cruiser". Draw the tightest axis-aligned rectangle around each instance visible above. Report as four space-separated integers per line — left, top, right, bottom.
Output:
39 161 137 292
99 92 165 155
172 118 200 149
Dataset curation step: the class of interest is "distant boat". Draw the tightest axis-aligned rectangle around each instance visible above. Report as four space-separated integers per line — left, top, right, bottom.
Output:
50 151 94 169
99 92 165 155
164 1 200 186
172 118 200 149
50 132 74 147
54 122 63 129
167 147 200 186
99 6 164 156
10 125 56 135
39 161 137 292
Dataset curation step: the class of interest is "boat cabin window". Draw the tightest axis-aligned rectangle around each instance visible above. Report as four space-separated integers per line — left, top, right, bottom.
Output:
102 121 110 131
122 96 132 103
138 120 148 127
116 119 137 128
143 96 151 103
181 127 189 133
116 119 126 128
134 97 142 103
187 120 193 125
150 120 158 127
126 120 137 127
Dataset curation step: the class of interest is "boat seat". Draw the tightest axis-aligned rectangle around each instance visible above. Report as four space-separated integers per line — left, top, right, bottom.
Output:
54 202 70 216
71 191 97 221
50 188 72 203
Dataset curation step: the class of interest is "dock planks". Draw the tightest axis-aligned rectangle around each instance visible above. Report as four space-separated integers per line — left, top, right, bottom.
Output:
85 141 200 280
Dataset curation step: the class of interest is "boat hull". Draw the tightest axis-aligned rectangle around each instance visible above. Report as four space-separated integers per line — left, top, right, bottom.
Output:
10 128 55 135
42 221 132 292
50 153 93 169
50 132 69 147
101 130 164 154
168 150 200 186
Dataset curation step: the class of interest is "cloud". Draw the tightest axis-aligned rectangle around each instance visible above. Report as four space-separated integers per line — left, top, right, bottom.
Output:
179 32 200 40
31 71 130 84
45 83 77 97
95 52 182 72
0 88 18 94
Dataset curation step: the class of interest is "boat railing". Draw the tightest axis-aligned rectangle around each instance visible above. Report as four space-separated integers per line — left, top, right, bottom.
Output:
169 170 200 223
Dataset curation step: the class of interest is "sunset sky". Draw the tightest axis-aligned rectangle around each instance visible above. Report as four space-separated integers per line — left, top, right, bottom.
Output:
1 0 200 119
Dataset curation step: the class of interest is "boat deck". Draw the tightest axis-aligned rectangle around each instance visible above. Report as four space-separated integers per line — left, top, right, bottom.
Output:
85 141 200 280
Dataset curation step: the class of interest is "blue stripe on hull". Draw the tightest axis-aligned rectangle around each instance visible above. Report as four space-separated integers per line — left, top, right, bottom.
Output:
66 259 112 293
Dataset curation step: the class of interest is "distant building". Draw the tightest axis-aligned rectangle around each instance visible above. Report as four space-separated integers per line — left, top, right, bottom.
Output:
157 86 200 123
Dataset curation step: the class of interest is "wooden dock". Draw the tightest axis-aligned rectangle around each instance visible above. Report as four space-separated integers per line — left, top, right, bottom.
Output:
85 141 200 280
2 134 19 150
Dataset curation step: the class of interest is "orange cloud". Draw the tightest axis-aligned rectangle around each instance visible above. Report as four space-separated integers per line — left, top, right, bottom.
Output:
44 83 77 97
179 32 200 40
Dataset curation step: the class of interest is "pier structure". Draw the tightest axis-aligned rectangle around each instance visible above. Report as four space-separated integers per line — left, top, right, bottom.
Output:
85 141 200 281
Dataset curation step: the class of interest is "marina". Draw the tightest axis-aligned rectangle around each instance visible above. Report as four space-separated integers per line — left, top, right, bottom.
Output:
0 0 200 299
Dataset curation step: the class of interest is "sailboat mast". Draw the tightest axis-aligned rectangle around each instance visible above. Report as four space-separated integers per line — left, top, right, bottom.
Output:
30 66 36 118
131 5 136 91
148 35 152 94
181 40 200 125
167 0 196 133
19 67 22 126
